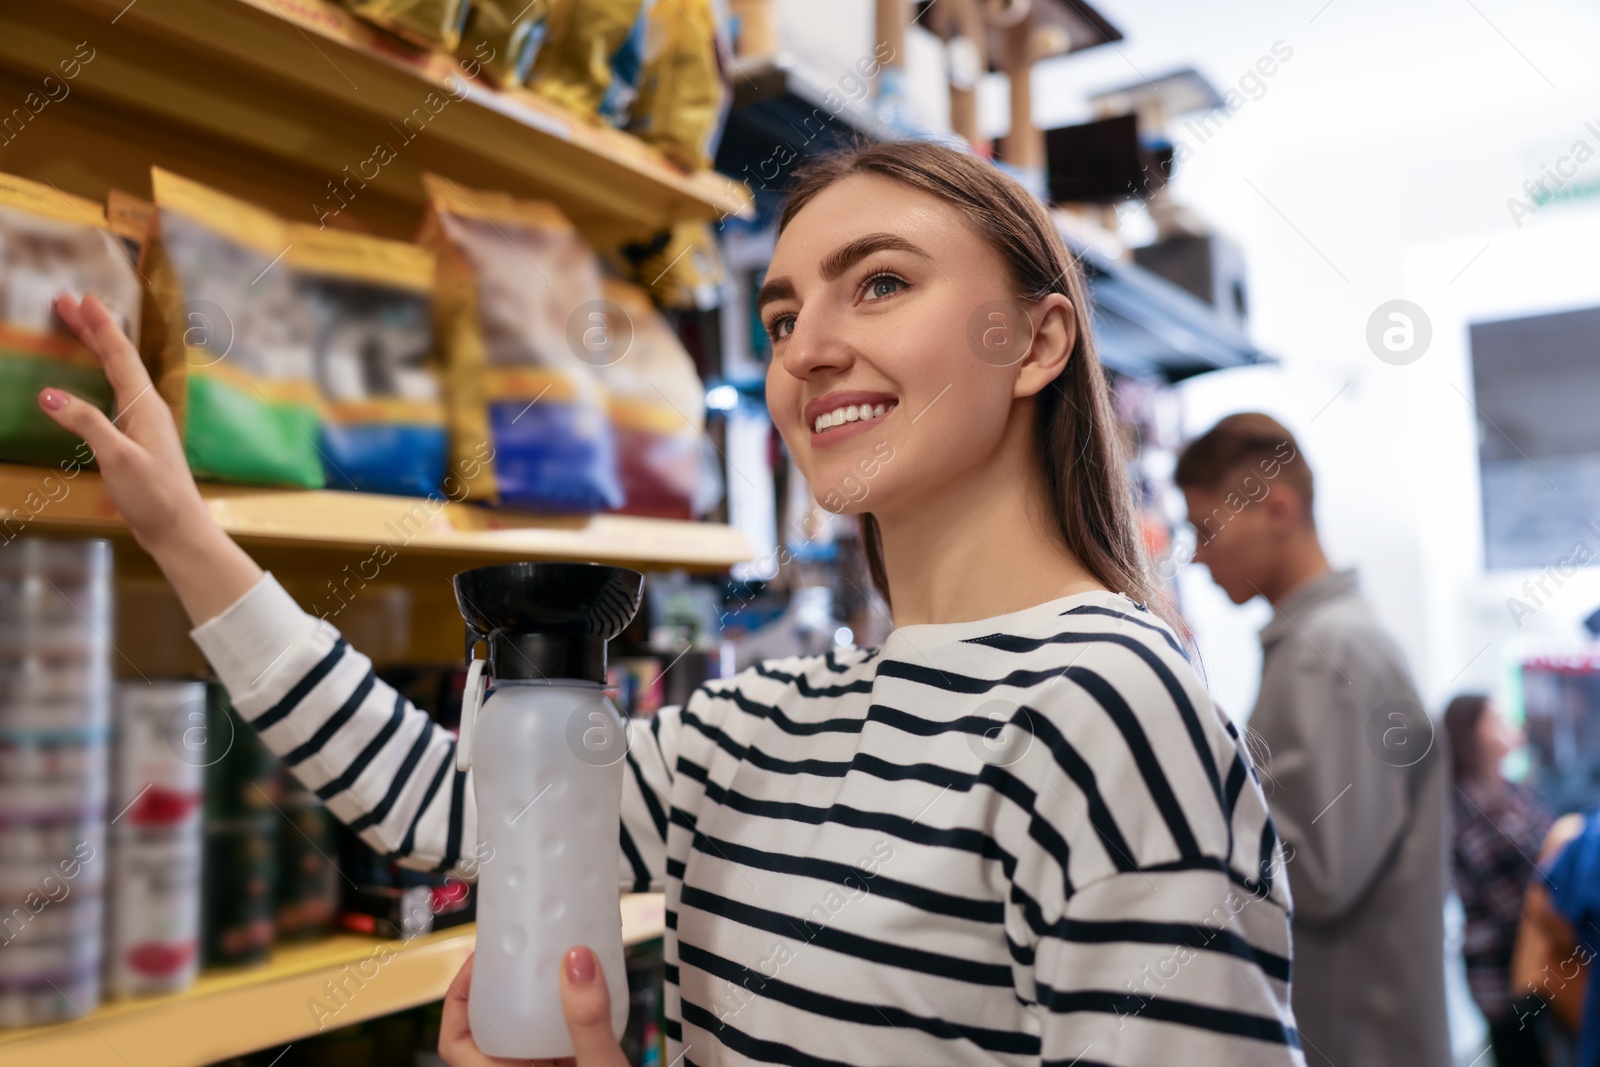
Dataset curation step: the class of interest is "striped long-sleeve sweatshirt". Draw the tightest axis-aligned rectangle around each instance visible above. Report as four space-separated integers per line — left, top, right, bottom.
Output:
190 574 1305 1067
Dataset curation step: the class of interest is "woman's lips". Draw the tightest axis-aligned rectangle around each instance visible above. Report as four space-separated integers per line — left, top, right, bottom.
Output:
809 400 896 447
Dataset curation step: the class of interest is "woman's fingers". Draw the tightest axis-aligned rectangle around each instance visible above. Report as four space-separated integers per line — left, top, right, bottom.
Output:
55 293 155 416
38 388 129 467
439 954 487 1067
558 947 627 1066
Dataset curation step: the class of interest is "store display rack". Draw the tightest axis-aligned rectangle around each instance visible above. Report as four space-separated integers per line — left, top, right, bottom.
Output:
0 0 751 244
0 464 752 572
0 894 667 1067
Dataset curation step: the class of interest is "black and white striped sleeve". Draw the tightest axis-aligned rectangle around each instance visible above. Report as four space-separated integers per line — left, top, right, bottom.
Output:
190 573 674 892
1002 631 1304 1066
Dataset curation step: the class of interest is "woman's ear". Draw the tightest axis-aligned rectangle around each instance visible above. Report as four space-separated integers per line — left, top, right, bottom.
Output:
1013 293 1076 399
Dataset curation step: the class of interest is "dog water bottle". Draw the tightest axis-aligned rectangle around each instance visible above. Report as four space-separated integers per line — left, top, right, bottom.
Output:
452 562 644 1059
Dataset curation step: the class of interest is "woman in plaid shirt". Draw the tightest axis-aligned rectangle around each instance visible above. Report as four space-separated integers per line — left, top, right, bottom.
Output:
1446 693 1555 1067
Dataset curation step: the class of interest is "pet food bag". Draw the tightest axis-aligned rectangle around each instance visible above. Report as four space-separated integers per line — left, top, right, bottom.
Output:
528 0 647 118
627 0 728 170
420 174 620 511
0 173 140 467
286 225 445 497
340 0 470 49
458 0 549 88
146 168 323 488
596 279 704 518
598 0 654 126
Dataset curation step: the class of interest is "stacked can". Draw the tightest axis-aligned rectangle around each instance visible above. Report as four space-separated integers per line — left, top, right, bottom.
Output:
0 538 111 1026
107 681 206 997
200 684 279 968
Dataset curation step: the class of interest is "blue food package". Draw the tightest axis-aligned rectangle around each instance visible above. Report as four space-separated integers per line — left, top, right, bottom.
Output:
287 224 447 497
420 174 622 512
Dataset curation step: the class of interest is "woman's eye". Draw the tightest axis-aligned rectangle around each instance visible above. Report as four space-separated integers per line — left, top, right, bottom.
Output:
766 314 795 341
862 273 907 301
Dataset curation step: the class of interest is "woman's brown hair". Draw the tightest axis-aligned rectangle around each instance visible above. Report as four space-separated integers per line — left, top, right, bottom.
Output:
1444 693 1494 781
777 140 1167 624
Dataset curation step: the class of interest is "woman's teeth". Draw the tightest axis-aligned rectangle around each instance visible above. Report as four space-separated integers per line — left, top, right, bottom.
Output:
814 402 890 434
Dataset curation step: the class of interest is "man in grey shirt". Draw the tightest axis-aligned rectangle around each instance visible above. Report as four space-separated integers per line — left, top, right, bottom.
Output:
1175 412 1450 1067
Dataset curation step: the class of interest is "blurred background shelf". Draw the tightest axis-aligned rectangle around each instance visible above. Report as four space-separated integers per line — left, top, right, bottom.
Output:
0 0 751 246
0 894 667 1067
0 464 754 574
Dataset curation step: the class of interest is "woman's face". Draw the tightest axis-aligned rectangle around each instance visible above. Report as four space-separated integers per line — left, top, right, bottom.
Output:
762 174 1066 519
1478 702 1523 768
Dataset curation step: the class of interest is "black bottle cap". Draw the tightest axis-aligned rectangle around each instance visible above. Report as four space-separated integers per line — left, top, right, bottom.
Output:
451 562 645 684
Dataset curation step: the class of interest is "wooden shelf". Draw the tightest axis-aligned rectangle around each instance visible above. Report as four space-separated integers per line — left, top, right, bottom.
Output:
0 0 750 245
0 894 667 1067
0 463 752 572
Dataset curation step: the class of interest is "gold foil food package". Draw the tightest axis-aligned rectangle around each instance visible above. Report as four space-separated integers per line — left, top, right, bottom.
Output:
458 0 549 88
284 225 445 496
419 173 621 511
528 0 647 117
628 0 728 170
144 169 324 488
0 173 139 468
596 278 703 518
341 0 471 49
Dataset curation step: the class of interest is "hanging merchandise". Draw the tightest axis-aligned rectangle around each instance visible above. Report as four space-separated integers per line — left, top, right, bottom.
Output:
626 0 728 171
286 225 447 497
458 0 550 88
340 0 471 50
596 279 704 519
420 174 621 512
528 0 648 119
145 169 324 489
0 173 140 468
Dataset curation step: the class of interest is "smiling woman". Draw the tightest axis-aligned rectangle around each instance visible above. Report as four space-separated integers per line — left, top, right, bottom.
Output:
760 142 1158 624
34 139 1303 1067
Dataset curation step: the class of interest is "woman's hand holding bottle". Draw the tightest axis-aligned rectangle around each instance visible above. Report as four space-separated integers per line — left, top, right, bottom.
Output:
39 292 263 625
440 949 629 1067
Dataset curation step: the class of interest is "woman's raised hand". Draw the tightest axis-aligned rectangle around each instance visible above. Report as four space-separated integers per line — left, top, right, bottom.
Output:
38 292 263 624
439 949 629 1067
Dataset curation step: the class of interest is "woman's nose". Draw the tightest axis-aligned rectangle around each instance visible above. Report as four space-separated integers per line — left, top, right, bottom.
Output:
778 304 855 381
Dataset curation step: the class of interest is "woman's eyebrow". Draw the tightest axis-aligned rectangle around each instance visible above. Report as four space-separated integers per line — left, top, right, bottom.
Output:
757 232 932 312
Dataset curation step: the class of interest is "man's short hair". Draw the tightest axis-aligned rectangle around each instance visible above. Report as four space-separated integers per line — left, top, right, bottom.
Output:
1174 412 1313 520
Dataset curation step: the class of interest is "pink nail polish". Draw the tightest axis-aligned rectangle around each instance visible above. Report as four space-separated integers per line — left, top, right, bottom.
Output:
564 946 595 984
38 389 67 412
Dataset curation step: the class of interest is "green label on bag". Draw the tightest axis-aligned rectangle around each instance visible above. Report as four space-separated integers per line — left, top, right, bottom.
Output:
0 355 112 466
184 374 324 489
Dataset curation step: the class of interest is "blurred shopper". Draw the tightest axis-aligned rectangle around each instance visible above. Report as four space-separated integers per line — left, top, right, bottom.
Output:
1445 694 1553 1067
1176 413 1450 1067
1515 813 1597 1065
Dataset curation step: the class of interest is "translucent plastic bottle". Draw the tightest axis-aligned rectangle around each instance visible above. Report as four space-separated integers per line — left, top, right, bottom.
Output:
451 562 644 1060
466 680 628 1057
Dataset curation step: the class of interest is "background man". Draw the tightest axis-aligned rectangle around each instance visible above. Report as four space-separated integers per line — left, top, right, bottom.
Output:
1175 412 1450 1067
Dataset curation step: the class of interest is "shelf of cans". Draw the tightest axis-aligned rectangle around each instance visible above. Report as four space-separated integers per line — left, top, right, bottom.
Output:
0 536 668 1065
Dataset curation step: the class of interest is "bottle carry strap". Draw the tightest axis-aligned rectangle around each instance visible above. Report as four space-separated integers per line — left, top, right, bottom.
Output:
458 654 488 772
